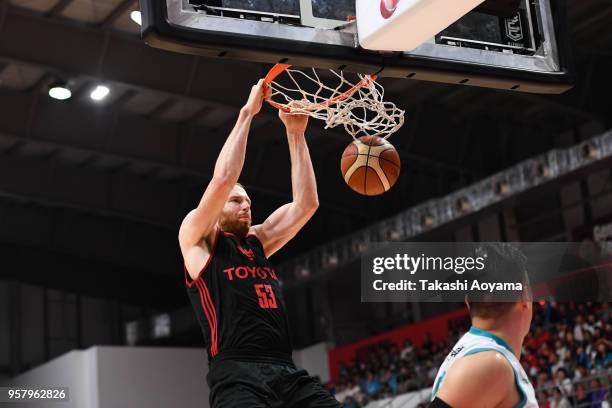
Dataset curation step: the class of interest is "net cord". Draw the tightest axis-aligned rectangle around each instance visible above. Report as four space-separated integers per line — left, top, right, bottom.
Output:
267 67 405 140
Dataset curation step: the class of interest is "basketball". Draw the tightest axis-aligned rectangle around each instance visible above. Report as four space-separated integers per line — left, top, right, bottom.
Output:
341 136 401 196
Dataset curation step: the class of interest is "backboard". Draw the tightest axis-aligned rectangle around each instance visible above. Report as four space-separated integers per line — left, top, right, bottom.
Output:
139 0 573 94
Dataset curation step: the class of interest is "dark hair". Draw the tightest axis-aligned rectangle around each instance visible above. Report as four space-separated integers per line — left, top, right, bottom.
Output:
466 243 531 319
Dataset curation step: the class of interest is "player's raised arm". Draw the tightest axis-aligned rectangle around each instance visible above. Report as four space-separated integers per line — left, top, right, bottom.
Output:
251 103 319 257
179 79 266 252
432 351 517 408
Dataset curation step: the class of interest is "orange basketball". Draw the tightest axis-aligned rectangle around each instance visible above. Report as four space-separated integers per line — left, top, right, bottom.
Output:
340 136 401 196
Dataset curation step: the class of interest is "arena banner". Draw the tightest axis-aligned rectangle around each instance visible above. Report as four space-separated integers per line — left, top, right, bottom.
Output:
361 242 612 302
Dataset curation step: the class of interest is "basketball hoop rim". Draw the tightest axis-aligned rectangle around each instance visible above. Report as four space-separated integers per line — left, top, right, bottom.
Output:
263 63 378 112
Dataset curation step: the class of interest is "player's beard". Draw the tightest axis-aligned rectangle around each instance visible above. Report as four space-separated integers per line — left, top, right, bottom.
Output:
219 214 251 238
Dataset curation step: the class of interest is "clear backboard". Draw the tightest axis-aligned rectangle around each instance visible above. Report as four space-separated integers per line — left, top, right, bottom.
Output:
139 0 573 94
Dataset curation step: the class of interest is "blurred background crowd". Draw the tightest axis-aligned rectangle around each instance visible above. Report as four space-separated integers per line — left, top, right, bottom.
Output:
329 302 611 408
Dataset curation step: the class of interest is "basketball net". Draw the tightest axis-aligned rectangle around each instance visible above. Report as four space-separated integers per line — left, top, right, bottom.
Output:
264 64 404 140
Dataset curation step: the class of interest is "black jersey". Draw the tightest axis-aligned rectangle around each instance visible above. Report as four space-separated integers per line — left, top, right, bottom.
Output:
184 228 292 363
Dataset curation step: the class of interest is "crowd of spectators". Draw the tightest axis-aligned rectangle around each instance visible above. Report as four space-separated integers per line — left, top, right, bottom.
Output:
330 302 611 408
330 319 468 407
525 302 611 407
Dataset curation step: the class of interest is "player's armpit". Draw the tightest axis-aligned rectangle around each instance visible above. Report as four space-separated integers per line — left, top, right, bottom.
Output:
435 351 517 408
251 201 317 257
181 230 218 282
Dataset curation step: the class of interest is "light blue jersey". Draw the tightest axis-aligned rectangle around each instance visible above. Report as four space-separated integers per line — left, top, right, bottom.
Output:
431 327 537 408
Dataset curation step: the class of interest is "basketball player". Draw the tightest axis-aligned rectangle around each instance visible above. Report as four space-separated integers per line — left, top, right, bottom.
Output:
178 79 340 408
429 244 538 408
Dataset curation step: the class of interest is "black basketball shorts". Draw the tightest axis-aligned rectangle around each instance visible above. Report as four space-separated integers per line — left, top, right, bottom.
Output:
207 359 341 408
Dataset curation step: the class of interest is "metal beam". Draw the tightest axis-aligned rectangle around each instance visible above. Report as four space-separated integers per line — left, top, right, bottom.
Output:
0 82 368 217
146 97 179 118
0 196 181 279
100 0 136 29
571 9 612 38
107 88 138 110
0 0 8 34
0 242 183 308
0 50 252 123
0 8 251 111
4 93 470 221
47 0 74 17
0 168 173 229
184 104 211 123
0 6 544 151
0 9 526 178
24 71 53 93
504 92 600 123
0 127 365 218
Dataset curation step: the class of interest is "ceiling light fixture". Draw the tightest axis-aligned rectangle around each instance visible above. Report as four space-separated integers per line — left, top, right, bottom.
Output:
130 10 142 26
90 85 110 101
48 81 72 100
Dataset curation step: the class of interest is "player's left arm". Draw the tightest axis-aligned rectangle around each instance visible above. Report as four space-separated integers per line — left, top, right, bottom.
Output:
251 106 318 257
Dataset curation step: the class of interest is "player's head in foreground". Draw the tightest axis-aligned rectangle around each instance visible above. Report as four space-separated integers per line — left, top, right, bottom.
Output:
430 244 536 408
466 242 533 346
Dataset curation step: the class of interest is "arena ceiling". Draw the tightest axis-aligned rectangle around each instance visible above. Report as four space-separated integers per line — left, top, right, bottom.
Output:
0 0 611 307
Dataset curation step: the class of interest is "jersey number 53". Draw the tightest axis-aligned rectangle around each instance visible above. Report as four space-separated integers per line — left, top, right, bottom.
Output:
254 284 278 309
